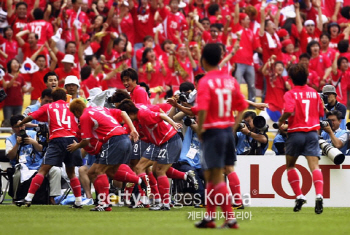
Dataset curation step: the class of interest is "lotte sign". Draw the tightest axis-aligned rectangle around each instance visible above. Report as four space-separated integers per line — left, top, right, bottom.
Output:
235 155 350 207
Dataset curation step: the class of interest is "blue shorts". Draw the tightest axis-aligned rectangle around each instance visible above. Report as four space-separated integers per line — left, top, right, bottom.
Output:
132 140 150 160
154 134 182 164
143 143 158 161
43 137 82 168
98 135 132 165
201 127 236 170
285 131 320 158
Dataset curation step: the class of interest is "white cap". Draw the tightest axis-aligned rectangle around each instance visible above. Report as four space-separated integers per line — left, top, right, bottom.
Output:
304 20 315 26
61 54 76 66
316 14 328 24
65 76 80 88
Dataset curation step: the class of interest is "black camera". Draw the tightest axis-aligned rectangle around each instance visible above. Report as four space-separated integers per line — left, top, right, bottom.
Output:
19 129 28 145
253 116 269 132
320 119 333 129
0 89 7 102
178 92 189 103
237 121 248 132
184 116 196 126
319 93 328 106
35 124 49 135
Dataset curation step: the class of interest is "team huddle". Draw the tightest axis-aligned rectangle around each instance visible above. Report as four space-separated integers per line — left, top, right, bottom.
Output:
14 44 325 229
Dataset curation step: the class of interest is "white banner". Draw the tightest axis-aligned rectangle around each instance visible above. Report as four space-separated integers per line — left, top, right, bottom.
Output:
235 155 350 207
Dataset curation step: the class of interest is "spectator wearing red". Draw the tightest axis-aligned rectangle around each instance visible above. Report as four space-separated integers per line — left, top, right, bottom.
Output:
6 1 31 41
202 24 223 43
281 39 297 66
188 0 206 19
136 36 155 69
24 8 54 46
2 59 28 121
207 3 223 25
16 31 48 63
295 2 323 53
55 54 80 88
330 53 350 106
338 40 350 63
53 41 80 69
115 1 135 45
259 4 283 63
80 66 101 99
327 22 344 49
320 33 336 63
121 68 150 104
0 27 18 69
298 53 321 92
307 41 332 90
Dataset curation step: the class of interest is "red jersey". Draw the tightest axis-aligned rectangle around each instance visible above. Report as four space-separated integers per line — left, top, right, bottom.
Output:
299 28 321 53
135 108 177 146
233 25 259 66
307 69 320 90
194 70 248 129
142 61 166 88
329 34 344 49
265 75 288 112
79 107 127 143
309 54 332 79
331 69 350 106
0 37 18 68
130 85 151 105
259 32 283 63
54 68 80 88
7 15 28 40
21 43 48 61
283 85 324 133
81 75 101 98
56 52 80 70
62 9 91 42
119 14 135 45
130 5 156 43
24 20 54 46
30 100 78 139
3 73 25 106
31 68 50 100
320 47 336 63
158 7 187 45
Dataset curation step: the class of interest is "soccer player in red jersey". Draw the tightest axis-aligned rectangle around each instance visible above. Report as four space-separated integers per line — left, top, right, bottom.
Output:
278 64 325 214
118 99 184 210
68 100 139 211
121 68 150 105
193 43 248 229
15 88 83 208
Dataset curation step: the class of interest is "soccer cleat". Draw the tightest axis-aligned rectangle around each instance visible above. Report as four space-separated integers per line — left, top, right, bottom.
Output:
293 198 307 212
90 204 112 211
15 199 31 207
232 203 245 210
129 201 150 209
140 179 149 197
315 198 323 214
149 204 162 211
70 203 83 209
161 204 170 210
194 204 206 208
195 219 216 228
221 220 239 229
186 170 199 190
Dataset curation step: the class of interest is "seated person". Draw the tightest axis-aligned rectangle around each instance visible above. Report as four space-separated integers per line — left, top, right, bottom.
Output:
5 115 61 204
236 111 268 155
321 110 348 155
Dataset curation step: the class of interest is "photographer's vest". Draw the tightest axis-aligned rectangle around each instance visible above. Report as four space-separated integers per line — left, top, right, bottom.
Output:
7 130 42 170
321 129 348 155
236 132 268 155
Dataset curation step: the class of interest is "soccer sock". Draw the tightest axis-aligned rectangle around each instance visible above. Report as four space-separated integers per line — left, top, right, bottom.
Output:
312 169 324 197
26 173 44 201
93 174 110 205
166 167 186 179
124 184 134 202
70 177 82 205
157 175 170 205
114 170 139 184
287 168 303 197
214 182 235 221
227 172 242 205
205 182 216 220
118 164 137 176
137 173 148 197
148 172 160 200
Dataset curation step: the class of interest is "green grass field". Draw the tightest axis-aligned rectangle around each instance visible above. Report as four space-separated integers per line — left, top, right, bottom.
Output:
0 205 349 235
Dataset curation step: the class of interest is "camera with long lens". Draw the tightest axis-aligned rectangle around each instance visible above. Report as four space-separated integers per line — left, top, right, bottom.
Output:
184 116 196 126
253 116 269 132
178 92 189 103
319 138 345 165
320 119 332 129
35 123 49 148
19 129 28 145
319 93 328 106
237 121 248 132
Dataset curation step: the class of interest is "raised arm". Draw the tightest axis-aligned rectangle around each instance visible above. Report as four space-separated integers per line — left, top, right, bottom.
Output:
314 0 323 32
259 2 266 37
30 45 45 61
295 3 303 33
16 30 30 47
7 0 14 18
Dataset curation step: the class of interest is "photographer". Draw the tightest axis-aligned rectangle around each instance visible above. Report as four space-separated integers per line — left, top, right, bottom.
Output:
236 111 268 155
272 124 288 155
320 110 348 155
5 115 61 205
322 85 347 130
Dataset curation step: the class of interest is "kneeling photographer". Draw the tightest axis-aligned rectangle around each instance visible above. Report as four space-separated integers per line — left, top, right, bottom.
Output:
320 110 348 155
322 85 347 130
236 111 269 155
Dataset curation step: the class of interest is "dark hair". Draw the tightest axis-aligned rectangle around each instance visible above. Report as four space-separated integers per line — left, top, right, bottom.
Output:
337 57 348 68
72 0 78 4
113 38 124 48
119 33 129 52
29 32 39 40
65 41 76 50
41 88 53 99
274 61 285 68
320 32 331 41
210 23 222 31
139 82 150 97
179 82 195 92
143 35 154 43
326 110 342 120
194 74 205 83
52 88 67 102
200 17 210 24
110 89 131 103
341 6 350 19
142 47 153 65
207 3 219 16
118 99 139 114
3 26 13 39
16 2 27 9
338 40 349 53
35 55 46 61
161 39 173 52
306 41 320 55
201 43 221 66
299 53 311 60
120 68 138 83
44 71 58 83
7 59 20 73
33 8 44 20
264 19 273 30
80 66 92 81
10 115 24 127
85 55 96 66
288 64 308 86
243 111 256 120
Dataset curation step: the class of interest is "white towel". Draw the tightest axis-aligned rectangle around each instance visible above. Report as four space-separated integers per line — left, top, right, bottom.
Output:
265 32 280 49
